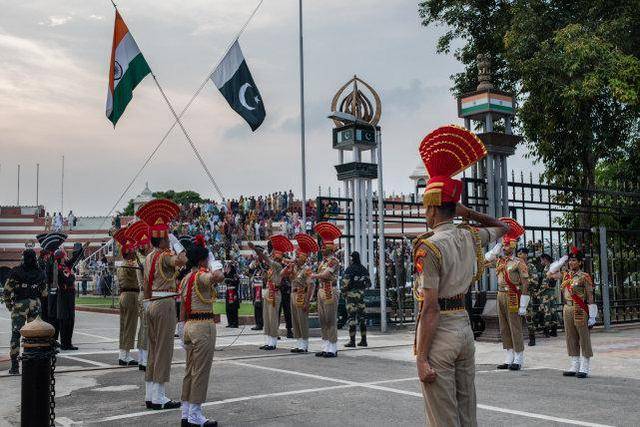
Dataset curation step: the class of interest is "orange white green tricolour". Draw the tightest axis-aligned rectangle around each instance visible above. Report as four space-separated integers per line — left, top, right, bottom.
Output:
106 11 151 126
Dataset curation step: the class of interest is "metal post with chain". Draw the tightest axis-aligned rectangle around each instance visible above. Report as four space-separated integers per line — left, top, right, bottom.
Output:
19 317 57 427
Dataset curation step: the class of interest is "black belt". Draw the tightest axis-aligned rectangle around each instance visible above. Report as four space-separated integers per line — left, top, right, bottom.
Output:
438 295 465 311
187 312 214 320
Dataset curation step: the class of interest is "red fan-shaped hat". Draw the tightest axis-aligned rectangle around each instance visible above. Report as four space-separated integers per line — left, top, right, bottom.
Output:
314 222 342 245
113 227 136 254
269 235 295 254
125 220 150 248
568 246 585 261
499 217 524 245
135 199 180 238
418 125 487 206
294 233 319 255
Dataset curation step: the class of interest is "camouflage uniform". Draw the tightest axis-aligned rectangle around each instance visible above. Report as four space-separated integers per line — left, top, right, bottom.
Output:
525 261 542 340
342 265 369 346
3 268 47 359
538 264 559 335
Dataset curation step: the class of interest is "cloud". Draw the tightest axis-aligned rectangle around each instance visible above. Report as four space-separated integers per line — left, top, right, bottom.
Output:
39 15 73 27
88 14 104 21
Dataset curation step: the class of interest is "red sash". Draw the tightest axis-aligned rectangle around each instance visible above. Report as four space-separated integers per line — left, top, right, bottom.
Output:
564 273 589 314
183 271 198 319
253 284 262 302
146 250 164 295
503 267 522 300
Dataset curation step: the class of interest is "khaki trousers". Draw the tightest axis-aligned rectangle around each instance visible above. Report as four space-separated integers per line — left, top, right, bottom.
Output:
291 301 309 340
317 292 338 343
146 299 176 383
263 290 281 338
181 320 216 404
137 296 148 350
563 305 593 357
420 312 477 427
497 291 524 352
119 292 139 350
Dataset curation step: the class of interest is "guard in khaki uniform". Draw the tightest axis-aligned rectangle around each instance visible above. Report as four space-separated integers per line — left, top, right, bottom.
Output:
485 218 530 370
413 124 507 427
287 234 318 353
113 226 140 366
547 247 597 378
249 236 293 350
311 222 342 358
138 199 187 410
126 220 152 370
180 235 224 427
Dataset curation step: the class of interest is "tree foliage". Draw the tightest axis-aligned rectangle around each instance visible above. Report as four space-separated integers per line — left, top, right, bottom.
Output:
418 0 640 191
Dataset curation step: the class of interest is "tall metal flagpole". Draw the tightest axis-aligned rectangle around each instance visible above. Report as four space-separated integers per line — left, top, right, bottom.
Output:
36 163 39 207
17 164 20 205
61 155 65 214
298 0 307 228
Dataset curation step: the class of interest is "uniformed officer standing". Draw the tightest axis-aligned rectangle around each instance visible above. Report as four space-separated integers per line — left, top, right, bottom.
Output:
485 220 530 370
126 220 152 370
547 247 597 378
113 226 140 366
224 262 240 328
249 257 264 331
137 199 187 410
39 232 68 340
56 242 88 350
311 222 342 358
538 253 559 337
249 236 293 350
180 235 224 427
342 251 370 348
413 125 507 427
3 249 47 375
288 234 318 353
517 247 540 346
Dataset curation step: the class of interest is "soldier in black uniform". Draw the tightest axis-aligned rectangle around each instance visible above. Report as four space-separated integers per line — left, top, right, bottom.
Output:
249 257 264 331
224 262 241 328
3 249 47 375
278 273 294 339
55 242 88 350
39 232 68 340
343 251 370 348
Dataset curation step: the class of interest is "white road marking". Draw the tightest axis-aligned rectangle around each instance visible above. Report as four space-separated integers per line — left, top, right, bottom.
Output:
62 360 616 426
73 331 115 341
58 354 110 368
92 384 139 392
55 417 75 426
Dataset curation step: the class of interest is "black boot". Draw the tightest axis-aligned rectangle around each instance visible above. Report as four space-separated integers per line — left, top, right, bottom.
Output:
8 357 19 375
528 332 536 347
357 336 368 347
344 336 356 348
550 325 558 337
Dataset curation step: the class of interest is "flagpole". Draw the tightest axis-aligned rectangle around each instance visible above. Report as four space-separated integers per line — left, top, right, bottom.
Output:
298 0 308 228
98 0 264 230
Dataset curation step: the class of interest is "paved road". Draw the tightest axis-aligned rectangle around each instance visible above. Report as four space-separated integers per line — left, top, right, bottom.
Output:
0 307 638 426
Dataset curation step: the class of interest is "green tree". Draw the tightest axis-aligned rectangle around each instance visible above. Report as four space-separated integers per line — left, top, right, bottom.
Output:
419 0 640 227
153 190 203 205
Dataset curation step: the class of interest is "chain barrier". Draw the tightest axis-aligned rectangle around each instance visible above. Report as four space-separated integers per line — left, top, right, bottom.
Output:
49 339 58 427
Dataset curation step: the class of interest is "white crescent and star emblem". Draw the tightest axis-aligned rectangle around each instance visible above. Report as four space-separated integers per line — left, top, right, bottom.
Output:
239 82 260 111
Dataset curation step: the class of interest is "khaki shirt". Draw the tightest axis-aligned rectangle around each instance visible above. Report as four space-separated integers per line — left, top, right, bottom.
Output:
561 270 592 304
495 256 529 292
144 248 179 292
291 264 311 305
117 259 141 292
418 223 500 298
180 269 217 313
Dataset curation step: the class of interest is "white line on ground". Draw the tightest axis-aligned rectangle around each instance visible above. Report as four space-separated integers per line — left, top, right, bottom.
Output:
57 355 110 368
83 360 613 427
73 331 114 341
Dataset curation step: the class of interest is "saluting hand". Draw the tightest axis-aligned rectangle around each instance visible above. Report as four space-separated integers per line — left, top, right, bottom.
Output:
417 358 437 384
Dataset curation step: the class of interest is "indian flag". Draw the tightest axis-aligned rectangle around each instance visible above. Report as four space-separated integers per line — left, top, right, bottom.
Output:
106 11 151 126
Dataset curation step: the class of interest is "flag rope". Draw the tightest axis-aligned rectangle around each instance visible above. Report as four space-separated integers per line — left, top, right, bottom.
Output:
97 0 265 231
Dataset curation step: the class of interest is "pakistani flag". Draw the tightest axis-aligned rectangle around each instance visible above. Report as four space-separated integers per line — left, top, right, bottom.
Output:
106 11 151 126
211 40 265 131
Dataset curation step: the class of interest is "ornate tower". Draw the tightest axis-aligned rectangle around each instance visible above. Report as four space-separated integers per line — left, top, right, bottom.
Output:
329 75 381 278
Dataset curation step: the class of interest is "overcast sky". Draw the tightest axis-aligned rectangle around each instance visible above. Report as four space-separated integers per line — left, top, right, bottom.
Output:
0 0 538 215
